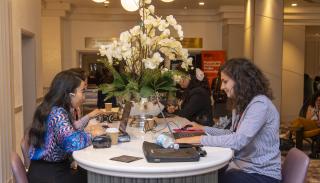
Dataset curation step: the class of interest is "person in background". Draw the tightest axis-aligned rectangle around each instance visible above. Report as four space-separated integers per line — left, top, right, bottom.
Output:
306 92 320 125
313 76 320 94
67 68 105 130
27 70 105 183
176 58 281 183
95 64 117 109
167 68 213 126
211 69 231 127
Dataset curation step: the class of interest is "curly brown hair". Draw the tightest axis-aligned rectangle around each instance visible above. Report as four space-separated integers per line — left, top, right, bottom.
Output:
220 58 273 113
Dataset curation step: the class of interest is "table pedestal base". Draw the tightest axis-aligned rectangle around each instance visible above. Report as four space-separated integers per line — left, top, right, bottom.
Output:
88 171 218 183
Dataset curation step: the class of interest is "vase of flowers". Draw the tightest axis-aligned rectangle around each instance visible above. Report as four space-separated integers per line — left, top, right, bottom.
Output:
98 0 192 102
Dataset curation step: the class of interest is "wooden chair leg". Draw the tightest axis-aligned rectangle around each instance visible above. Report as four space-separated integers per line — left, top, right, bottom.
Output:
295 127 304 150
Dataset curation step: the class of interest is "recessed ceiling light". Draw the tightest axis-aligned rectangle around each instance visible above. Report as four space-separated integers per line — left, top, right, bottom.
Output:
199 2 205 6
291 3 298 7
92 0 105 3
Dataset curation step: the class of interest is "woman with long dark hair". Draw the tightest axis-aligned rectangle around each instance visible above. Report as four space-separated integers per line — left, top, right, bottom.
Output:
167 68 213 126
176 58 281 183
28 70 104 183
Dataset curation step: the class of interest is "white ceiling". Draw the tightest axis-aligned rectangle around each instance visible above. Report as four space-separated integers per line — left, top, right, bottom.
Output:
43 0 320 9
44 0 244 9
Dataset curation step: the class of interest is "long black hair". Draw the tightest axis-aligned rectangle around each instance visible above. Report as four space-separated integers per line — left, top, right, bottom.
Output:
28 70 83 147
221 58 273 113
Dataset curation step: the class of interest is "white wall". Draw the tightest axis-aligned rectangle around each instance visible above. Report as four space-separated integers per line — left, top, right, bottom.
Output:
65 20 223 69
11 0 42 159
222 24 244 59
42 17 63 87
281 25 305 123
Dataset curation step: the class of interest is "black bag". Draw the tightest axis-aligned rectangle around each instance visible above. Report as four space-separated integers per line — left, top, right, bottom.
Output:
92 135 112 148
280 138 295 151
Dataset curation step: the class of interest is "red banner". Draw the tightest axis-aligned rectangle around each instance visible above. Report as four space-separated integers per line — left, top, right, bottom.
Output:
201 50 226 89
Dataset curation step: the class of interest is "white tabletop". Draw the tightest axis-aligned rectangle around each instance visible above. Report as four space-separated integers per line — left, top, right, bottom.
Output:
73 117 233 178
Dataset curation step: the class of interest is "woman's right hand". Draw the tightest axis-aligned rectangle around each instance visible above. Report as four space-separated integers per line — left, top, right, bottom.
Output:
185 121 205 131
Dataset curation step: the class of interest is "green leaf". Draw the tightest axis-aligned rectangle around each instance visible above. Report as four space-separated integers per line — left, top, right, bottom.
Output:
140 86 154 98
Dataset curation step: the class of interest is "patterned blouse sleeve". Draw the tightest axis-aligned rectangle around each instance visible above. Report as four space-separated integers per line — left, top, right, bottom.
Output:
54 109 92 153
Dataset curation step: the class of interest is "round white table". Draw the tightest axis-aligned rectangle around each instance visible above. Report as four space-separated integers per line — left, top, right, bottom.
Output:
73 117 233 183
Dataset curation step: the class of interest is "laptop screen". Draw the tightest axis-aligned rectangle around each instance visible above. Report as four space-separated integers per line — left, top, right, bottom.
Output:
119 102 132 134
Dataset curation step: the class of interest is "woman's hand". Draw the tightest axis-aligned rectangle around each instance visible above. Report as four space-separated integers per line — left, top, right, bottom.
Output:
184 121 205 131
88 109 106 118
86 124 105 137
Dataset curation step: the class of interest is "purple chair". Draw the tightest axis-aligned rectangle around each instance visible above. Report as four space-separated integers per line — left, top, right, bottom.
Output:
282 147 310 183
11 152 28 183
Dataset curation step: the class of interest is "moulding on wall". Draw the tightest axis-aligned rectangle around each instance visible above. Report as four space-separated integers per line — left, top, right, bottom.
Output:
14 105 22 113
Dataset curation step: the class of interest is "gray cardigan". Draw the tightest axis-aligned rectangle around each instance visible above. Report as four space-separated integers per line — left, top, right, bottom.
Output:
201 95 281 180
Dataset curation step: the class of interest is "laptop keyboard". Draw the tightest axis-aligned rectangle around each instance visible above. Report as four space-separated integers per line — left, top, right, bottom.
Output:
173 132 206 139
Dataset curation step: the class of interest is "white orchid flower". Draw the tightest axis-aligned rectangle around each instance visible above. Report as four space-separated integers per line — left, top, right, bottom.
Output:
148 5 155 14
144 0 151 4
120 31 131 42
166 15 177 25
143 58 157 69
130 26 140 36
158 19 169 31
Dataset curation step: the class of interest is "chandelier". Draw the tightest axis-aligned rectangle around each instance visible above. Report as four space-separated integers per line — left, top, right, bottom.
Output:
92 0 175 11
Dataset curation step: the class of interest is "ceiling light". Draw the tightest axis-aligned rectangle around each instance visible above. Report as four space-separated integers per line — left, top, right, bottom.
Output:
291 3 298 6
199 2 205 6
161 0 174 2
92 0 105 3
121 0 139 12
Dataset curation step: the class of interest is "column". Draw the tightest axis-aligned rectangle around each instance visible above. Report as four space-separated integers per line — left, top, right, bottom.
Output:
244 0 284 109
0 0 14 182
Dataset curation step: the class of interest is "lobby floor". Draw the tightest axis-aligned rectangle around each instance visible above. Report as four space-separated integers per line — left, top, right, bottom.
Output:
307 158 320 183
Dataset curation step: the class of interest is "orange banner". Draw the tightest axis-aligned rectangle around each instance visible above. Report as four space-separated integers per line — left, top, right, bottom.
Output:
201 50 226 88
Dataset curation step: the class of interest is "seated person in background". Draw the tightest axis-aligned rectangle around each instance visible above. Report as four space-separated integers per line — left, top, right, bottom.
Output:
167 68 213 126
211 69 231 126
306 92 320 124
291 92 320 134
67 68 105 130
176 58 281 183
95 64 117 109
28 70 105 183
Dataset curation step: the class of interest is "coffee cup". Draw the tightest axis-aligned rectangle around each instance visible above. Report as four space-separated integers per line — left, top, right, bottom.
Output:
105 103 112 112
105 128 119 145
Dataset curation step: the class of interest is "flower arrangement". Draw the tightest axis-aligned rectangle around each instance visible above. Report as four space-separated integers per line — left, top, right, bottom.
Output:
98 0 193 102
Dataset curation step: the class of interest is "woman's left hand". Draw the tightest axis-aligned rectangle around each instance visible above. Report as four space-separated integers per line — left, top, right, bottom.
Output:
88 109 107 118
86 124 105 137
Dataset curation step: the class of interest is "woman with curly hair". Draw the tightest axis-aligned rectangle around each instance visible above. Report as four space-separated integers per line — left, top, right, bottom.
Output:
176 58 281 183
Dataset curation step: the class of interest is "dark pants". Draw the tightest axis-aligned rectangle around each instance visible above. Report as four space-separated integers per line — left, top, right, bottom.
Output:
28 160 87 183
218 168 280 183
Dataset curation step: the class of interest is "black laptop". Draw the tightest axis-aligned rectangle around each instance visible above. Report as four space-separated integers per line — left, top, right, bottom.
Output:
142 141 200 163
142 110 200 163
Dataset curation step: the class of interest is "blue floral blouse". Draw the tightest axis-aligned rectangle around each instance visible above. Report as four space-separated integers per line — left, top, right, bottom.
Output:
29 107 91 162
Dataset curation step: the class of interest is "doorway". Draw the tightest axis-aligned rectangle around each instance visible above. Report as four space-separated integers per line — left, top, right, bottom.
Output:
22 31 36 130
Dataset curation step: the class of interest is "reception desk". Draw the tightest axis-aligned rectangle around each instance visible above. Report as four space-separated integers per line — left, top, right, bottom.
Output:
73 117 233 183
